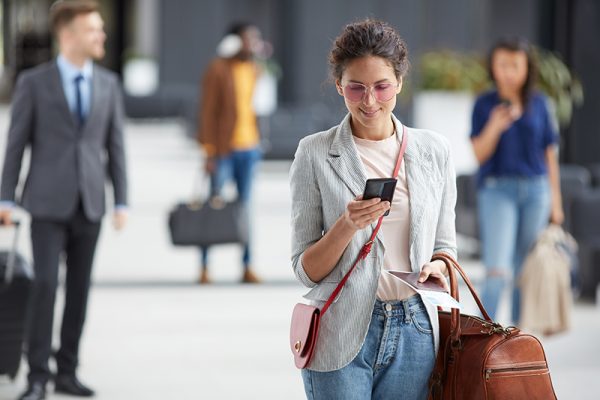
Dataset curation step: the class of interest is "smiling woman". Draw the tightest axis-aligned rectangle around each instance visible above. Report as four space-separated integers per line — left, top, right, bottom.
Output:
289 18 457 400
335 56 402 139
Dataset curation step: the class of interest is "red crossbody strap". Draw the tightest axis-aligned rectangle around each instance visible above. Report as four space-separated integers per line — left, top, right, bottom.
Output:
392 125 407 178
320 125 408 316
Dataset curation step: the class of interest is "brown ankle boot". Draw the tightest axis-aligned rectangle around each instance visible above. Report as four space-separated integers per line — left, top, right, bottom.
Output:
242 268 261 283
198 269 211 284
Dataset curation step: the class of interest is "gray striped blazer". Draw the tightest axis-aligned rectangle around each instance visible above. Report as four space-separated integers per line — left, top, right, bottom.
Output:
289 113 457 372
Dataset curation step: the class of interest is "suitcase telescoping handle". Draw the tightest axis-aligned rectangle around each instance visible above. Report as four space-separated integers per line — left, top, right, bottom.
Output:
2 220 22 285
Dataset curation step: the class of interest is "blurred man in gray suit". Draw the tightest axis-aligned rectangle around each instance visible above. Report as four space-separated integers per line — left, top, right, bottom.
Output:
0 2 127 399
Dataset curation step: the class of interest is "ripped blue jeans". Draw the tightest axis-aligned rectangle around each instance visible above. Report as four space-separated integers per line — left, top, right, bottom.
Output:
301 295 435 400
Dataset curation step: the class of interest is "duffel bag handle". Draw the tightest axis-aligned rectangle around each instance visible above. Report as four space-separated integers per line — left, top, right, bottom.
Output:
431 253 493 343
190 158 226 209
190 166 209 208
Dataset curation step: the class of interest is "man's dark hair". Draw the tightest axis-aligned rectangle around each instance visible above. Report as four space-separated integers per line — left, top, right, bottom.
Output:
226 22 255 37
329 19 410 82
49 0 99 35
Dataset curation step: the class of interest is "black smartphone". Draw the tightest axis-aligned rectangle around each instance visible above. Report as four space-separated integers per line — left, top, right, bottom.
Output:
363 178 397 216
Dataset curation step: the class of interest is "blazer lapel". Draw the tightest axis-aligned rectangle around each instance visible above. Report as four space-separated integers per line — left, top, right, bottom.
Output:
49 62 78 131
81 67 105 134
326 114 368 198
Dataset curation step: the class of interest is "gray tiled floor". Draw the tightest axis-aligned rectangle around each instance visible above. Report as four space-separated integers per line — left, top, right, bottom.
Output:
0 108 598 399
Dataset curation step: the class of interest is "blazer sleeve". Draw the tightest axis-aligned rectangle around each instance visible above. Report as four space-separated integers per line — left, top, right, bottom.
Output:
433 142 458 259
289 139 322 288
0 73 34 202
198 61 220 156
106 76 128 206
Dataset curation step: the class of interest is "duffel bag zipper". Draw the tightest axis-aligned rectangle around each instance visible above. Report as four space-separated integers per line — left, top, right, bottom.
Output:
485 364 548 381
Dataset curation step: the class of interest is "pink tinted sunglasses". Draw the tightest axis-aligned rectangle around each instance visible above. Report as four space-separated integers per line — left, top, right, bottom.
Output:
340 82 399 103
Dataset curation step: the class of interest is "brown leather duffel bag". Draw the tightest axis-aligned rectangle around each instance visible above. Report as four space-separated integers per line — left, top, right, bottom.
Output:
428 253 558 400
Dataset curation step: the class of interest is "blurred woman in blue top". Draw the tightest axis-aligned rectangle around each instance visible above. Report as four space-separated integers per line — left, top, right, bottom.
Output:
470 38 564 323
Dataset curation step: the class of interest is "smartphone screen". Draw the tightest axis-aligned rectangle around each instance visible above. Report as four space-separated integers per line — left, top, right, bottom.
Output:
363 178 397 216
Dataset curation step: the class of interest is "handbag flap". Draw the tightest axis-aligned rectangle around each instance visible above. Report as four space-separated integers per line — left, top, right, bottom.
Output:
290 303 320 358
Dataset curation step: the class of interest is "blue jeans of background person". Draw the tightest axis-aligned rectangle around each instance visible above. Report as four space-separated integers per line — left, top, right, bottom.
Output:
301 296 435 400
200 147 261 268
477 176 550 323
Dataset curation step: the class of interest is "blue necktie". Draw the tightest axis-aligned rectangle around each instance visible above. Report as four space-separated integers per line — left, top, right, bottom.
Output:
74 74 85 126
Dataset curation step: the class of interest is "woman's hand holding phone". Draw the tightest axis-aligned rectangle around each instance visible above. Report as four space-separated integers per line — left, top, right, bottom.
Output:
343 195 390 231
489 100 522 134
489 105 517 134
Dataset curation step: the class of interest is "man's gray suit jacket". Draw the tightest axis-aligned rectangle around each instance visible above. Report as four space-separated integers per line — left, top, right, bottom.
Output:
0 60 127 221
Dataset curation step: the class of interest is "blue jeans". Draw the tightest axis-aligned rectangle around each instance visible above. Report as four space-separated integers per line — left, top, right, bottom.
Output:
478 176 550 322
200 147 261 267
301 296 435 400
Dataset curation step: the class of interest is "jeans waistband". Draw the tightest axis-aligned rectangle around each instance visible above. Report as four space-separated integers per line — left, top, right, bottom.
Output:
484 175 547 184
373 295 426 318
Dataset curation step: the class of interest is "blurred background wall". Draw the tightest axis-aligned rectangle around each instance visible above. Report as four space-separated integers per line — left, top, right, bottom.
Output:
0 0 598 165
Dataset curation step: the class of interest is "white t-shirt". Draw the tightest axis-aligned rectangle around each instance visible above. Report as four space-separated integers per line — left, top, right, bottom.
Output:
353 132 415 301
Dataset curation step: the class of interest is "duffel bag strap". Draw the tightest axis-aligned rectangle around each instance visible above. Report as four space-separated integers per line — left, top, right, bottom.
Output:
431 253 494 344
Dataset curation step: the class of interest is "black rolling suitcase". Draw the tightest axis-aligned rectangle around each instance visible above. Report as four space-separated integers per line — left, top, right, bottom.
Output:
0 221 33 380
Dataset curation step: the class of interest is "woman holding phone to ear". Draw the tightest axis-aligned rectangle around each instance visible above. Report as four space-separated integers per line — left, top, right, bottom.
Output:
471 38 563 323
289 19 457 399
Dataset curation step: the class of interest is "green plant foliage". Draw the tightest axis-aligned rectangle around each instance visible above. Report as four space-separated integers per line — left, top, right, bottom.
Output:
418 47 584 127
533 47 584 127
419 51 489 92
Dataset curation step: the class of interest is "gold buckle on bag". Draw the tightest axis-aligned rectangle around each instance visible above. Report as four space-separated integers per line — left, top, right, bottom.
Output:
480 322 517 336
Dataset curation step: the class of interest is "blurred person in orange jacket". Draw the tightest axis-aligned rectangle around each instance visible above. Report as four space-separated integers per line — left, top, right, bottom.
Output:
196 22 264 284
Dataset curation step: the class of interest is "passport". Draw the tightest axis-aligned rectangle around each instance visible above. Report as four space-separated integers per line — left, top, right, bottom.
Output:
387 270 461 309
387 271 448 292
